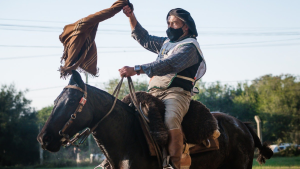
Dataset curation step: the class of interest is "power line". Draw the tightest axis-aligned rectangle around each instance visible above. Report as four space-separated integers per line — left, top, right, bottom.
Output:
1 26 299 36
1 23 300 36
203 38 300 47
28 79 251 92
0 50 145 60
0 23 135 32
2 18 300 30
204 42 300 49
0 54 60 60
0 18 135 26
0 24 62 29
1 42 299 60
1 38 299 49
0 45 140 48
0 18 68 24
30 86 65 91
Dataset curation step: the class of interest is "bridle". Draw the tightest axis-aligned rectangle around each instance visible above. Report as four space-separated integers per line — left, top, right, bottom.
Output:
59 77 124 147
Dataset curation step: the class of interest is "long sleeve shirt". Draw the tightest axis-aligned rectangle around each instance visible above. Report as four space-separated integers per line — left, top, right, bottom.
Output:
131 22 201 78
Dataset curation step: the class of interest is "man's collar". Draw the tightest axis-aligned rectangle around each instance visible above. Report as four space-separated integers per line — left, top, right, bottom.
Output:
170 34 194 43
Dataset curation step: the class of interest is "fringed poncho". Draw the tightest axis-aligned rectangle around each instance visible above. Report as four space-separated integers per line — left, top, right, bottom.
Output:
59 0 129 78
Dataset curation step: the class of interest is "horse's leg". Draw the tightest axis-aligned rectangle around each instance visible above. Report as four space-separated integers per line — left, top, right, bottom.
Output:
224 143 255 169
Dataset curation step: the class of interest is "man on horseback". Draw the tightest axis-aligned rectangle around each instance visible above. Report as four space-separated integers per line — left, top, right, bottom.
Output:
119 5 206 169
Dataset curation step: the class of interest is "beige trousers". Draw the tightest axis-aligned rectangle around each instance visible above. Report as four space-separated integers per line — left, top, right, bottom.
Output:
149 87 191 130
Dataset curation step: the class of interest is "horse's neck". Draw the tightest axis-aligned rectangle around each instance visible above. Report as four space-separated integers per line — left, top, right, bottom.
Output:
93 103 135 167
89 88 152 168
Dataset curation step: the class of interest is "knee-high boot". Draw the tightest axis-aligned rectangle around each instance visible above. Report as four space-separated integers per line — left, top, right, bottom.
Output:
168 128 183 169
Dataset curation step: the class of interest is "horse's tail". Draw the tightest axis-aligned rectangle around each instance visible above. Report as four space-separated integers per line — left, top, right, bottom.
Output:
244 122 273 164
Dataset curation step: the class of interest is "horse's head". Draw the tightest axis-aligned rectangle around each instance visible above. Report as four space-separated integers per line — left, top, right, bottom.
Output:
37 71 93 152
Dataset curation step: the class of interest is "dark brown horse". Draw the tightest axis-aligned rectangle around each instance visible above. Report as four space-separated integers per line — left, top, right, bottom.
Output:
37 71 272 169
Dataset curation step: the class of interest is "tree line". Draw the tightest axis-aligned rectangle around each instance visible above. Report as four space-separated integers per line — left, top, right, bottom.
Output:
0 74 299 166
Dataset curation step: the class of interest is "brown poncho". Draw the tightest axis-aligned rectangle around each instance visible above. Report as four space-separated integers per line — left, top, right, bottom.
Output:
59 0 129 78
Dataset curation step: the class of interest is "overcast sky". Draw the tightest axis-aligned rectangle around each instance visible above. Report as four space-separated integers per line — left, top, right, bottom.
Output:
0 0 299 110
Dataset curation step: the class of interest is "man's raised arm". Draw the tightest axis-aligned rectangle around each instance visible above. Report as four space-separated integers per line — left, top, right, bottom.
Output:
123 5 167 54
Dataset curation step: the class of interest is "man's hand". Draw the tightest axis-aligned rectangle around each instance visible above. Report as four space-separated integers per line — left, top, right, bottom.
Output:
119 66 136 77
123 5 134 17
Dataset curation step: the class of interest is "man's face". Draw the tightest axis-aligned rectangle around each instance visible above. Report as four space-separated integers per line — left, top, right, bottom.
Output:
167 15 185 29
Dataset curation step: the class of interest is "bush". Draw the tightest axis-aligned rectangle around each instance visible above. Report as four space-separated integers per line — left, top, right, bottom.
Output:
273 146 300 157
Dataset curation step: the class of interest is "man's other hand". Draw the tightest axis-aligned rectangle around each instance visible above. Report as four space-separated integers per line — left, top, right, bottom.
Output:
119 66 136 77
123 5 133 17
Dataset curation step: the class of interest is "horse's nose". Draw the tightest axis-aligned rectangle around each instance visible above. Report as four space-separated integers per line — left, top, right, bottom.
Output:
38 132 53 147
43 133 53 145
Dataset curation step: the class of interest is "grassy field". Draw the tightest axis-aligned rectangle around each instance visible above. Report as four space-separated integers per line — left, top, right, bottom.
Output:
252 156 300 168
1 156 299 169
37 157 300 169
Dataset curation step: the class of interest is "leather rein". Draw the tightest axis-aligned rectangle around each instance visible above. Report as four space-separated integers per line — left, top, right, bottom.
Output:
59 77 124 147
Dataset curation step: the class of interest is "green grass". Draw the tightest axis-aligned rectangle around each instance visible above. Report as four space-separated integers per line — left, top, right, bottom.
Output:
1 156 300 169
252 156 300 169
35 166 95 169
0 167 97 169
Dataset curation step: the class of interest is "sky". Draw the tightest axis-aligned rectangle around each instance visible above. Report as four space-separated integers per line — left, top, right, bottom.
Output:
0 0 299 110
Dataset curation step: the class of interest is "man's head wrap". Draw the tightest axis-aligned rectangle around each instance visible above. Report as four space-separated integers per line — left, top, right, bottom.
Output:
167 8 198 37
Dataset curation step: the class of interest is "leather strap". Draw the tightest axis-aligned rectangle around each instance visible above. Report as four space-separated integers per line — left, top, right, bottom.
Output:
176 75 195 82
127 77 163 168
65 85 87 97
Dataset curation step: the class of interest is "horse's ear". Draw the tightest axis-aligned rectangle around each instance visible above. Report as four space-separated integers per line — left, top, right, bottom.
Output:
69 70 85 90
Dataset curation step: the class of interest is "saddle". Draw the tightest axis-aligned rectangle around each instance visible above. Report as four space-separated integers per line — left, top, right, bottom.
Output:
121 92 221 157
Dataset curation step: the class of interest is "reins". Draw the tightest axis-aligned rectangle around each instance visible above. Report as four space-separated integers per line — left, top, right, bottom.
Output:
127 77 163 167
59 77 162 167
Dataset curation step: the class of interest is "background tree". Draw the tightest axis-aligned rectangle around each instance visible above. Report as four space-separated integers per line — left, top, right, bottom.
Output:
251 74 300 143
0 84 39 166
37 105 53 126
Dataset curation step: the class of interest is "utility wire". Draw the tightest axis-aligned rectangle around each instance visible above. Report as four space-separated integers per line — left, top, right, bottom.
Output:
1 26 299 36
205 42 300 49
0 18 68 24
28 80 251 92
0 54 60 60
1 40 299 61
1 42 299 60
0 45 141 48
2 18 300 30
30 86 65 91
203 38 300 47
1 23 300 36
0 24 62 29
0 50 145 60
1 38 299 49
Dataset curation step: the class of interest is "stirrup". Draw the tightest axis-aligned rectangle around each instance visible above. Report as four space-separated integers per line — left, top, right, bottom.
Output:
163 164 174 169
163 147 173 169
